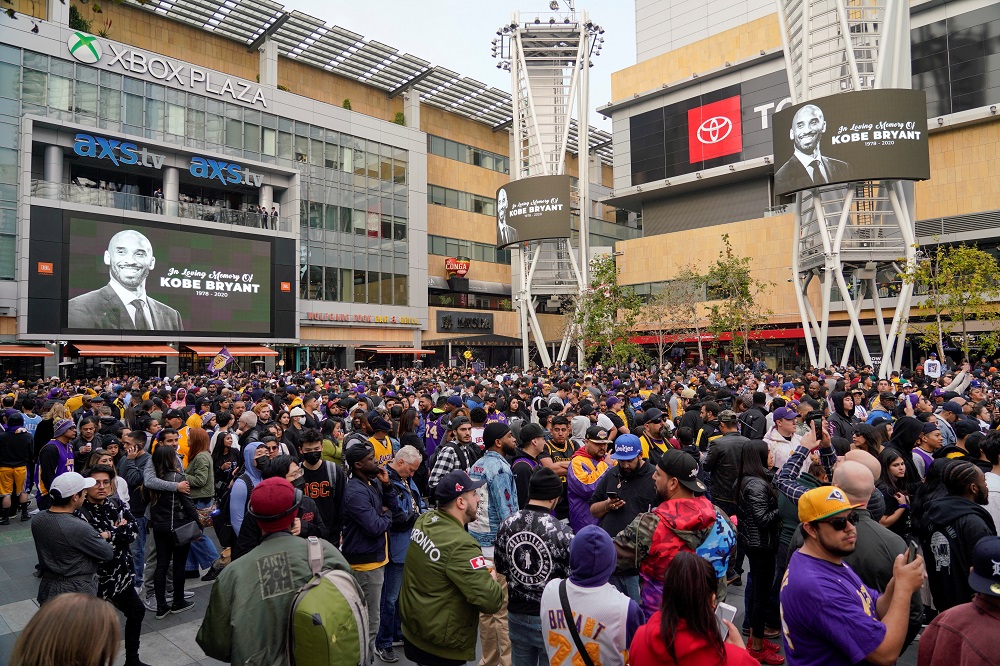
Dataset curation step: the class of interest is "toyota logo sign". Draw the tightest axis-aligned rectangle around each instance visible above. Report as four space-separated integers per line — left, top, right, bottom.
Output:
688 96 743 163
697 116 733 144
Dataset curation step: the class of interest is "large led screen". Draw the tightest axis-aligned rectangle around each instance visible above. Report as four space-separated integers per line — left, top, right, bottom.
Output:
772 89 930 196
26 208 297 339
496 175 573 249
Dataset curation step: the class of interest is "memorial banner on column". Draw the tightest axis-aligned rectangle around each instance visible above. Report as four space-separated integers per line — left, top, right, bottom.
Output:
772 89 930 196
496 174 573 248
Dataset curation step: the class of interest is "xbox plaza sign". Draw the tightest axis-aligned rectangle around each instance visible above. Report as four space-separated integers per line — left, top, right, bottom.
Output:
67 32 267 108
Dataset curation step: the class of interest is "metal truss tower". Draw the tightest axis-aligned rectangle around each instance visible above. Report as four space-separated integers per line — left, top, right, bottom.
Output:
493 2 603 368
777 0 916 376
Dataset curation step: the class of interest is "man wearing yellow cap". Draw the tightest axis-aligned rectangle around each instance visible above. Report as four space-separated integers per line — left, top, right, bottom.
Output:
779 486 925 666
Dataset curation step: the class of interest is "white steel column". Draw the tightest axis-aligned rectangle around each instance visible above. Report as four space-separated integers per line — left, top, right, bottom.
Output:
778 0 917 374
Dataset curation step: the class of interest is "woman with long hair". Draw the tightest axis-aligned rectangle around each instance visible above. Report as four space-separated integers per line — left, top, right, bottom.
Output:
873 420 892 450
851 423 882 456
630 552 755 666
735 440 783 664
10 593 121 666
877 449 912 539
147 445 199 619
211 431 240 496
398 407 428 494
320 418 344 465
184 428 222 581
504 396 529 425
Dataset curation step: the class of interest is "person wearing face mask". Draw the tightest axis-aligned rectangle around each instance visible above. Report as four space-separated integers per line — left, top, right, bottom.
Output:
231 455 326 560
228 441 267 543
298 428 346 547
284 406 306 452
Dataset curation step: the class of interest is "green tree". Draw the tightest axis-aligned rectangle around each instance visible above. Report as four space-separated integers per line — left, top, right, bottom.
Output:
903 243 1000 360
571 254 644 367
642 264 707 367
704 234 774 361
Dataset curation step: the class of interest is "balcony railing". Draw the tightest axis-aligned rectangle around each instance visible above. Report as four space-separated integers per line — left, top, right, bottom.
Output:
31 181 292 232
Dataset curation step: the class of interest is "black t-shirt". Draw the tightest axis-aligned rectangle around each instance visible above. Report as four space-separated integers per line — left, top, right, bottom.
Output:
605 411 625 432
543 438 576 521
588 462 658 538
302 461 345 545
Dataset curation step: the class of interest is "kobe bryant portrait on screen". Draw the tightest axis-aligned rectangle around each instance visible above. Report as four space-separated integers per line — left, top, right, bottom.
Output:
774 103 851 193
496 186 519 247
68 229 183 331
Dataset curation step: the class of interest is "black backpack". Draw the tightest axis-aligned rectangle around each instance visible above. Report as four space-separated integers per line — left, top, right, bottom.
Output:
214 471 253 547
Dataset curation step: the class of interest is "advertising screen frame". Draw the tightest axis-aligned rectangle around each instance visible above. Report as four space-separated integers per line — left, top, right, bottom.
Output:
771 89 930 196
496 174 573 249
23 206 298 341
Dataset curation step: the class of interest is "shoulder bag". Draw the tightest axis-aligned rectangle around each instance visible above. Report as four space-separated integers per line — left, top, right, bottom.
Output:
558 579 596 666
171 491 201 546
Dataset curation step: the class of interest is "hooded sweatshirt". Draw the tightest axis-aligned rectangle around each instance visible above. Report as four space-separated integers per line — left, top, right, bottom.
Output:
567 447 610 533
540 526 643 666
884 416 924 491
829 391 857 440
919 494 997 612
229 441 263 538
630 614 759 666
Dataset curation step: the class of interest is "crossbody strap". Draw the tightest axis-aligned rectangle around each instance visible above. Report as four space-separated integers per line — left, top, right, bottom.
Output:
558 580 596 666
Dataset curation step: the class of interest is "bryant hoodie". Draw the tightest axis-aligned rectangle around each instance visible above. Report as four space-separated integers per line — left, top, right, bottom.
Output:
920 494 997 611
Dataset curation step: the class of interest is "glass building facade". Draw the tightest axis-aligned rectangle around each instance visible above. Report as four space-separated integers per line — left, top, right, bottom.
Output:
0 42 411 306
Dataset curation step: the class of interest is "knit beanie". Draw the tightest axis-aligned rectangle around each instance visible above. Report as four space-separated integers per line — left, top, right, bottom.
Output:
569 525 617 588
528 467 563 501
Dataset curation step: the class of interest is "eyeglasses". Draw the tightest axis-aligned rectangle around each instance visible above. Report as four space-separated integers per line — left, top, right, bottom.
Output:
816 512 859 531
92 480 112 487
265 445 280 452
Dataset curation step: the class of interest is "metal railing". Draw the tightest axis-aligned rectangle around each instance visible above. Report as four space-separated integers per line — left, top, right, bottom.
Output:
31 181 293 232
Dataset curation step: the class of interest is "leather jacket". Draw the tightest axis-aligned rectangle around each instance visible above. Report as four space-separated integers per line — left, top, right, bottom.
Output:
737 475 780 551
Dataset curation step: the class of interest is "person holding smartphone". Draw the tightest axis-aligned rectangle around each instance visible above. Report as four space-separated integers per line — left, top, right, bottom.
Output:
629 551 755 666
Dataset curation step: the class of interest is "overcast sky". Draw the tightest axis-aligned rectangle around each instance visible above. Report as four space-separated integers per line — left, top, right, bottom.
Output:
282 1 636 130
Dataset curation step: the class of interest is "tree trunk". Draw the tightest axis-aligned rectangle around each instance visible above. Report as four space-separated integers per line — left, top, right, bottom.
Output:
935 310 945 361
694 316 705 364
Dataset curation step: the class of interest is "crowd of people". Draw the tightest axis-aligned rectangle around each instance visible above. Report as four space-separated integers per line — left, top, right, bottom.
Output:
2 352 1000 666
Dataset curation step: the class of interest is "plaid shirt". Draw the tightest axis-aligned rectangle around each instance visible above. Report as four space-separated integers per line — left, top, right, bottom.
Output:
774 444 837 504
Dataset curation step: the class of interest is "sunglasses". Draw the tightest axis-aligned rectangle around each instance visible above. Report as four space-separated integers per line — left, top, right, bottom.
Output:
816 511 860 531
265 445 280 452
646 419 663 425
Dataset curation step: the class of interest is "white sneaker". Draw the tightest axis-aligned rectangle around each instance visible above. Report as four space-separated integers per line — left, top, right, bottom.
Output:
28 509 39 516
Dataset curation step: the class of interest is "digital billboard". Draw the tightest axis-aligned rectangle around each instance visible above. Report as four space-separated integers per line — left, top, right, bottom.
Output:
496 174 573 249
26 207 297 339
772 89 930 196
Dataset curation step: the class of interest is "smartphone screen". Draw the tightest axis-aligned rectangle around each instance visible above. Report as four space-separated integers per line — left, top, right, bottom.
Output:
606 492 619 501
715 602 737 640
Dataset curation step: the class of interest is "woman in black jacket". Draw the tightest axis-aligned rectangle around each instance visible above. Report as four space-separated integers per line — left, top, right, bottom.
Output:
398 408 428 495
736 439 782 662
828 391 858 440
147 445 200 619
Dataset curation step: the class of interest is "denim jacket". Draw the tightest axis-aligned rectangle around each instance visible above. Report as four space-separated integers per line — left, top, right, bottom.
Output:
388 466 425 563
468 451 518 548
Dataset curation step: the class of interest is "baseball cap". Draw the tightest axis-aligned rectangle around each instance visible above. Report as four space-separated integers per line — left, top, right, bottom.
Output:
798 486 863 523
657 448 706 493
970 379 984 388
930 352 938 358
450 416 471 430
610 434 641 460
164 408 185 421
49 471 96 499
717 410 738 424
579 403 596 416
605 396 621 408
248 477 301 533
433 470 487 504
940 401 963 415
90 395 105 403
519 423 545 445
773 406 797 421
953 419 981 439
969 536 1000 597
642 408 664 424
289 406 306 417
446 395 464 407
680 388 697 400
585 426 612 443
782 382 795 391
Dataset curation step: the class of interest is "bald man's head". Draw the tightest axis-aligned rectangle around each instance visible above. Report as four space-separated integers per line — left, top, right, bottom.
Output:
832 460 875 507
790 104 826 155
105 230 155 290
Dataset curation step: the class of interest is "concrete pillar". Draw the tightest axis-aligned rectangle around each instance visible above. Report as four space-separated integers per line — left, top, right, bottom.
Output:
162 166 179 217
345 345 356 369
403 90 420 128
265 354 276 372
43 145 62 199
165 348 179 378
47 0 69 26
260 39 279 88
43 343 59 379
259 184 273 209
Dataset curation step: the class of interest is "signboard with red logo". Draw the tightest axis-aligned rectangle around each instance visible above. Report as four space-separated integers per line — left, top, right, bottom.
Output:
688 96 742 163
445 257 471 277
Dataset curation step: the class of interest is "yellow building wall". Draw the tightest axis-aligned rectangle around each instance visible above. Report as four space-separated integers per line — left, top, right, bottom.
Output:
611 14 782 102
916 121 1000 220
616 213 807 327
299 326 415 343
0 317 15 336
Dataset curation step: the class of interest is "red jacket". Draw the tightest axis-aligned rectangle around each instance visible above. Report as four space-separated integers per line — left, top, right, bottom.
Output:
630 613 758 666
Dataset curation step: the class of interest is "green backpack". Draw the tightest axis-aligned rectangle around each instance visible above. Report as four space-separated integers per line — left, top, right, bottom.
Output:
286 537 370 666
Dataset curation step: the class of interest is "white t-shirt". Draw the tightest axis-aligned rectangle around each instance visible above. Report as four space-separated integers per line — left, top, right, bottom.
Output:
471 427 485 451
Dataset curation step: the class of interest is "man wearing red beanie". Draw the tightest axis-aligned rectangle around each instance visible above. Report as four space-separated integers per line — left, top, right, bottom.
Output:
197 477 352 665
